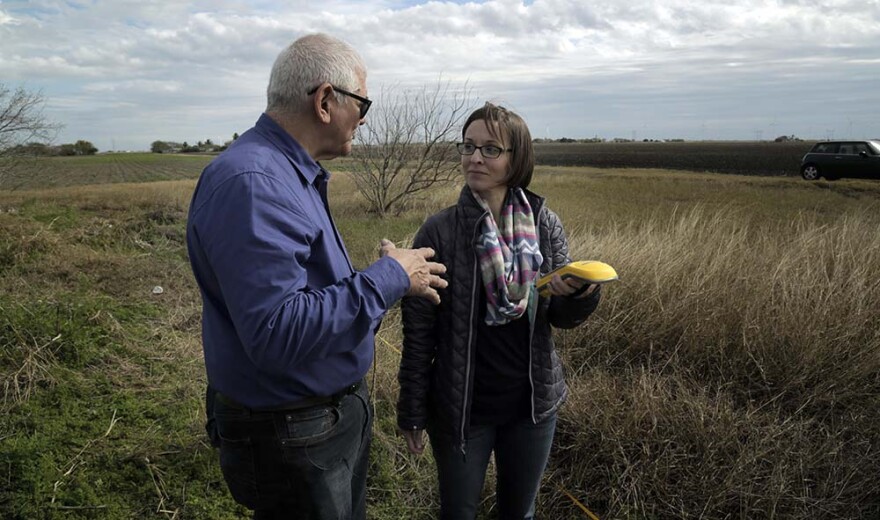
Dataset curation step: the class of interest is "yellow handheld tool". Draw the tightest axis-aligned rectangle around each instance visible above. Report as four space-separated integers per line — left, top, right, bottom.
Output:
536 260 618 297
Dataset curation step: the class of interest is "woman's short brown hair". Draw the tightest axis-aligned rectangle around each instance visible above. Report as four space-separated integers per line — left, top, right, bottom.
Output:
462 102 534 189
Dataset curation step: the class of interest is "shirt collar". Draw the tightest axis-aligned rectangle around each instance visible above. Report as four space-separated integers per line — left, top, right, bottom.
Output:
254 113 326 185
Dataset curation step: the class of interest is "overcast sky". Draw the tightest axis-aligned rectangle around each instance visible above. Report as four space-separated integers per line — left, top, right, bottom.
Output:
1 0 878 151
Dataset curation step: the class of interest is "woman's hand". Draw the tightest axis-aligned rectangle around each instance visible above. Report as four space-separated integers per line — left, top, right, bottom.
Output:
546 274 598 299
402 429 426 455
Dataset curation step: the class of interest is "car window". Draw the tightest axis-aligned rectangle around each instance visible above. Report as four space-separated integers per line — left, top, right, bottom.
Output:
853 143 869 154
839 144 855 155
812 142 839 153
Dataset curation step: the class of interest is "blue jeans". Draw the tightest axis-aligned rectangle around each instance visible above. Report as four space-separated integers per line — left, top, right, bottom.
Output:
428 413 557 520
213 382 372 520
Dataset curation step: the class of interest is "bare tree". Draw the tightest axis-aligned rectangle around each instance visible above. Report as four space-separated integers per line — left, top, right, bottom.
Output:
351 79 473 217
0 84 62 186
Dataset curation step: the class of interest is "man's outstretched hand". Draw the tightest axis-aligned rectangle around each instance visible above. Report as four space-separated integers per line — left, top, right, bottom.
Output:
380 239 447 304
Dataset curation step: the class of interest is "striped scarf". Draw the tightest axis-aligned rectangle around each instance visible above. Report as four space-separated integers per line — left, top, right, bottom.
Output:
474 188 543 326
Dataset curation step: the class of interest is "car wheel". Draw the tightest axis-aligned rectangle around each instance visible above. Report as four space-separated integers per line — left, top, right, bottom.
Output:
801 164 820 180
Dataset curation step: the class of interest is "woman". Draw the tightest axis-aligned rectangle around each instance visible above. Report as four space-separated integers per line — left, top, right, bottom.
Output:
397 102 602 519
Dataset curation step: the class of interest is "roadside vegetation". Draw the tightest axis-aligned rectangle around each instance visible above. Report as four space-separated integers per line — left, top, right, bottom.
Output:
1 157 879 518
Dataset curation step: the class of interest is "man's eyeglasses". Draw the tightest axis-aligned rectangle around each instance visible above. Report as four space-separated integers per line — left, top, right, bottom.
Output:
456 143 512 159
307 84 372 119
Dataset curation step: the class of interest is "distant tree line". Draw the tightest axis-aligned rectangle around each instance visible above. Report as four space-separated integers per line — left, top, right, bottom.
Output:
8 140 97 156
151 133 239 154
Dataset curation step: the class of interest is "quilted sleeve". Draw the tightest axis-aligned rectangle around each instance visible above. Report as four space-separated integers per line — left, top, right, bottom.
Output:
397 217 443 430
543 207 601 329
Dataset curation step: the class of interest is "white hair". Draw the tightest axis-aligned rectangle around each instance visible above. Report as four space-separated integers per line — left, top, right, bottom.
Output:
266 33 365 114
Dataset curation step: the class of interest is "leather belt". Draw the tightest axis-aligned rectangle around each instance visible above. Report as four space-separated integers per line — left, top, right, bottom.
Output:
215 380 361 413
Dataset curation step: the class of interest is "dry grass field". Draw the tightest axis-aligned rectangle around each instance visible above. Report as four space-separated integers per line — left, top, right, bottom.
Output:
1 155 879 518
1 153 213 190
1 140 815 192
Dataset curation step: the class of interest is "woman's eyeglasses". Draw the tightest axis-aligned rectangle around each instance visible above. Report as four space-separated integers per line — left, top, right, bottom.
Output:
307 84 372 119
456 143 512 159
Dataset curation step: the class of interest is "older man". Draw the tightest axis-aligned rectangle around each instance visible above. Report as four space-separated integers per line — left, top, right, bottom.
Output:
186 33 446 519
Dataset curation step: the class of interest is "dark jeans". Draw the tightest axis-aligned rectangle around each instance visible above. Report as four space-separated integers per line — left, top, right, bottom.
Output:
212 382 372 520
428 413 557 520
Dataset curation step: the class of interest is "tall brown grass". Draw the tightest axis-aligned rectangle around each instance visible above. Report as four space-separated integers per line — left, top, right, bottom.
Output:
549 206 880 518
361 170 880 517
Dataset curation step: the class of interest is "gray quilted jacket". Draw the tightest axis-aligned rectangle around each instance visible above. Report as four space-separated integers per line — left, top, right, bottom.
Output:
397 186 600 455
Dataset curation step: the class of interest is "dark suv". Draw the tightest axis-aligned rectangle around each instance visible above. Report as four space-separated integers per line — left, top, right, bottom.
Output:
801 140 880 180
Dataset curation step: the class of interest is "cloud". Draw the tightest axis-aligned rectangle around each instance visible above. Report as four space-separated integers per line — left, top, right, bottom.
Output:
0 0 878 150
82 79 184 94
0 8 18 25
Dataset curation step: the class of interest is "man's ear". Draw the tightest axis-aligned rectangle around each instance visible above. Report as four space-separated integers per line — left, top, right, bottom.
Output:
312 83 333 124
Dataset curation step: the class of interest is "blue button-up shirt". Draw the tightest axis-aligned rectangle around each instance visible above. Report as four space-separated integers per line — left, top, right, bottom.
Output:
186 114 409 408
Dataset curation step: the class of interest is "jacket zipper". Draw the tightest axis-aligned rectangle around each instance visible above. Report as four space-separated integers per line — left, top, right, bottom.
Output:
461 208 487 456
527 206 542 424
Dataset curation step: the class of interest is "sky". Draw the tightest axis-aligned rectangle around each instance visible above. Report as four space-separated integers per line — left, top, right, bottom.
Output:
1 0 878 152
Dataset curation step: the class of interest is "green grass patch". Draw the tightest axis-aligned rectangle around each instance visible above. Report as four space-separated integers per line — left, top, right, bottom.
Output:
17 199 81 230
0 291 236 518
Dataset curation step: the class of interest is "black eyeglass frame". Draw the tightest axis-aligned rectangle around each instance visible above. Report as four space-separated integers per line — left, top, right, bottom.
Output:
307 84 372 119
455 142 513 159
